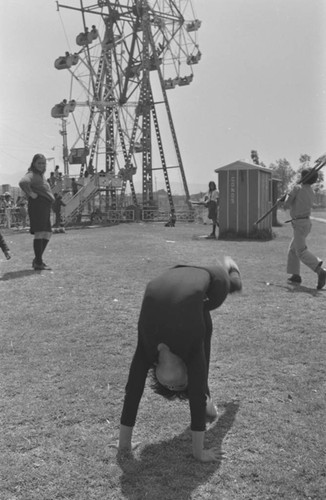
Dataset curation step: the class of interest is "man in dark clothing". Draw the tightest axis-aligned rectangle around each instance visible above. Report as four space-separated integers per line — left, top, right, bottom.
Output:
53 193 66 227
118 256 242 462
71 178 81 196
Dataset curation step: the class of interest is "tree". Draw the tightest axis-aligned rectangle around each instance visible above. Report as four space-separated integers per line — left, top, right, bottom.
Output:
269 158 296 194
250 149 266 168
299 154 311 168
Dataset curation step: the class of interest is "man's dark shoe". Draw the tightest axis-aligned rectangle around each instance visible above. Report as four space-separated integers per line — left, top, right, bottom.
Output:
34 263 44 271
33 259 43 270
41 262 52 270
33 262 52 271
287 274 302 284
317 268 326 290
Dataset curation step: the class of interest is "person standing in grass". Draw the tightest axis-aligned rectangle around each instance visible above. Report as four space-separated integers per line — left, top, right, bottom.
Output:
16 195 28 228
52 193 66 228
19 154 55 271
71 177 81 196
204 181 219 239
283 167 326 290
118 256 242 462
3 192 13 229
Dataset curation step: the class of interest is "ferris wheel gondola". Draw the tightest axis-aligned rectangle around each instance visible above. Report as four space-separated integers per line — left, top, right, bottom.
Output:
52 0 202 211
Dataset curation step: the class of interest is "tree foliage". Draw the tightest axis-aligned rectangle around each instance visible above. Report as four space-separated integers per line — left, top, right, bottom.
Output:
250 150 266 168
269 158 296 194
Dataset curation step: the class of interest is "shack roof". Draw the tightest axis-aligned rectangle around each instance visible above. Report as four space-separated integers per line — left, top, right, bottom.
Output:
215 160 272 173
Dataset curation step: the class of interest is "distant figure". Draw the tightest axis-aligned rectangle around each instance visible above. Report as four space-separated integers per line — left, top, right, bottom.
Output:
54 165 61 180
88 162 95 176
47 172 56 188
16 196 28 228
19 154 55 270
165 210 176 227
52 173 62 195
71 177 81 196
53 193 66 228
0 230 11 260
204 181 219 239
3 192 13 229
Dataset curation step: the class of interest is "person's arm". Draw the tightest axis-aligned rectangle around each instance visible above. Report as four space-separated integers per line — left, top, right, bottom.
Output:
19 174 38 199
283 185 298 210
192 431 219 462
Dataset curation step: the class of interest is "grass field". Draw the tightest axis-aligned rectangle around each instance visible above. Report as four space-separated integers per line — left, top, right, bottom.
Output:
1 210 325 500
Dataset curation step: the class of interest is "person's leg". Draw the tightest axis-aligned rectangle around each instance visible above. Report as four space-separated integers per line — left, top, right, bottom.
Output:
287 221 324 286
33 232 52 268
286 227 301 281
203 308 213 393
208 209 218 238
40 232 52 266
295 221 321 272
316 262 326 290
33 235 43 267
203 308 217 418
42 239 49 253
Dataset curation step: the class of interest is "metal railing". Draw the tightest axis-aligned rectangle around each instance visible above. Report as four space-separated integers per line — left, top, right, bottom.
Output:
142 209 195 222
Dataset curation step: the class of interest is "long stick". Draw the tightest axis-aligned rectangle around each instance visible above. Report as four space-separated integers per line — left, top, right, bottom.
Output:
254 158 326 226
254 200 280 226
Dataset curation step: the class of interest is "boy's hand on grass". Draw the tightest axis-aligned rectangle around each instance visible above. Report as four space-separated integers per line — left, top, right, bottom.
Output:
5 251 11 260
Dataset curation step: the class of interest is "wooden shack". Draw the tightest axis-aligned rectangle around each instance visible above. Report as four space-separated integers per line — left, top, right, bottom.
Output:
215 160 273 239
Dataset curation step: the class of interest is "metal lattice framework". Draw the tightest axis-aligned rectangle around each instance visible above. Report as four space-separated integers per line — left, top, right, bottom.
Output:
53 0 201 210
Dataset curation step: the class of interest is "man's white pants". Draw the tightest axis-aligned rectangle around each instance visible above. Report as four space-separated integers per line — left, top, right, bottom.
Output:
287 219 321 275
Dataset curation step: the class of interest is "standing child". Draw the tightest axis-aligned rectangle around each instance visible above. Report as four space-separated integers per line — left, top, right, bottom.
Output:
283 167 326 289
204 181 219 239
0 231 11 260
19 154 55 270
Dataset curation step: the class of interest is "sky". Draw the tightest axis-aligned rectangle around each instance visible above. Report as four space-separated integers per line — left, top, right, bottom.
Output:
0 0 325 193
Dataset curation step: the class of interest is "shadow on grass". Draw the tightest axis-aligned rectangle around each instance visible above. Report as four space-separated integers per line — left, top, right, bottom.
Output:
117 401 239 500
289 285 322 297
257 280 321 297
0 269 36 281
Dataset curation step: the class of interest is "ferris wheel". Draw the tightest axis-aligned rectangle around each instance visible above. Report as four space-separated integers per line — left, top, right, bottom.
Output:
53 0 202 211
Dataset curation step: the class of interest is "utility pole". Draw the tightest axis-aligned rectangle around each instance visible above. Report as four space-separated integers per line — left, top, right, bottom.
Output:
60 118 69 176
